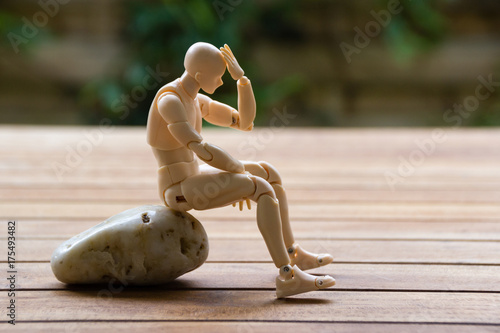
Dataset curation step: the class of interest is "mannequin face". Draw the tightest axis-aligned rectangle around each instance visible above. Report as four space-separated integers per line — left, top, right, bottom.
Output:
196 72 223 94
195 56 226 94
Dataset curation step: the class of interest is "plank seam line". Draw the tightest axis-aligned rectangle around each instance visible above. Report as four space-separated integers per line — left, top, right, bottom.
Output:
5 217 500 223
10 237 500 242
3 199 500 205
20 235 500 241
4 217 500 223
6 288 500 294
3 186 500 191
12 320 500 326
4 260 500 266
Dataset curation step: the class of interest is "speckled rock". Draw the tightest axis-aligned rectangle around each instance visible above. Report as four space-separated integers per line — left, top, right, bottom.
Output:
51 205 208 285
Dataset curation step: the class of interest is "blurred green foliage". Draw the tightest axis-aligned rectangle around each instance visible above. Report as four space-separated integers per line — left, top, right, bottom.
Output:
79 0 305 126
0 7 51 53
470 98 500 126
1 0 497 126
383 0 446 62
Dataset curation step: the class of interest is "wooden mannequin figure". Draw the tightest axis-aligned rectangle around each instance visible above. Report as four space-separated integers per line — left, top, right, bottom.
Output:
146 42 335 298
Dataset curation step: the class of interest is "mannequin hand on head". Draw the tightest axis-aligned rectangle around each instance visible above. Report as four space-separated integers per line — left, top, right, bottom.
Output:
220 44 244 81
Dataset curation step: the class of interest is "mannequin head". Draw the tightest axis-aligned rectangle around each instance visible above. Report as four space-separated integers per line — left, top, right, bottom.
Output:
184 42 226 94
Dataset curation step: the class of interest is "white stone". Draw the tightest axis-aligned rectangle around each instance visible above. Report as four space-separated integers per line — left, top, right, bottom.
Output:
51 205 209 285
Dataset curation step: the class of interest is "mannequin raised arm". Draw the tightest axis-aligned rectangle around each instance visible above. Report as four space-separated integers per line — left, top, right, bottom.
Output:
197 44 255 131
198 77 255 132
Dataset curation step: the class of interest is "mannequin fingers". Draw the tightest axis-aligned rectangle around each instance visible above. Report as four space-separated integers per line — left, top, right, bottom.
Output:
223 44 233 55
220 47 232 60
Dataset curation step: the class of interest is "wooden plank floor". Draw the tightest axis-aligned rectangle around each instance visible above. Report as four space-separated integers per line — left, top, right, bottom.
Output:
1 125 500 332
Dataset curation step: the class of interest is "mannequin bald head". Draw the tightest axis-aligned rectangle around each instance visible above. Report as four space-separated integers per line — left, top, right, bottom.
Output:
184 42 226 94
184 42 225 74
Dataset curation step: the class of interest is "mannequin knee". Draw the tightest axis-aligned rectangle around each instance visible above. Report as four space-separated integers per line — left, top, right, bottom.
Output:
249 175 276 201
258 161 282 185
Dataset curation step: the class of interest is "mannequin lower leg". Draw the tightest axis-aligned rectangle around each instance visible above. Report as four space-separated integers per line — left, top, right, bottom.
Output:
256 195 336 297
256 194 289 268
271 183 295 248
271 184 334 270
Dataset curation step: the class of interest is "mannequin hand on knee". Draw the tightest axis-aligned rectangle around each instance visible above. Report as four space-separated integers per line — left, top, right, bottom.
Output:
232 198 251 211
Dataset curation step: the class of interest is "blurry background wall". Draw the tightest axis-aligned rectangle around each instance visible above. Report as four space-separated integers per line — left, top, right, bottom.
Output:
0 0 499 127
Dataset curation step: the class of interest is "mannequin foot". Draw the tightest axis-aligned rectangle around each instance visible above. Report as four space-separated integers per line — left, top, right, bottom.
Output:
276 264 335 298
288 243 333 271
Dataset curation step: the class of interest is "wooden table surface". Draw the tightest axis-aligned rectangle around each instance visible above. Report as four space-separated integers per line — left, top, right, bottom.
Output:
1 125 500 332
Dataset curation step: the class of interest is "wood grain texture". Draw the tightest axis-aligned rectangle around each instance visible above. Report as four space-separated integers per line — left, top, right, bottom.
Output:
12 290 500 324
2 188 500 203
1 125 499 331
2 202 500 221
2 262 500 292
1 323 498 333
9 220 500 240
12 239 500 264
